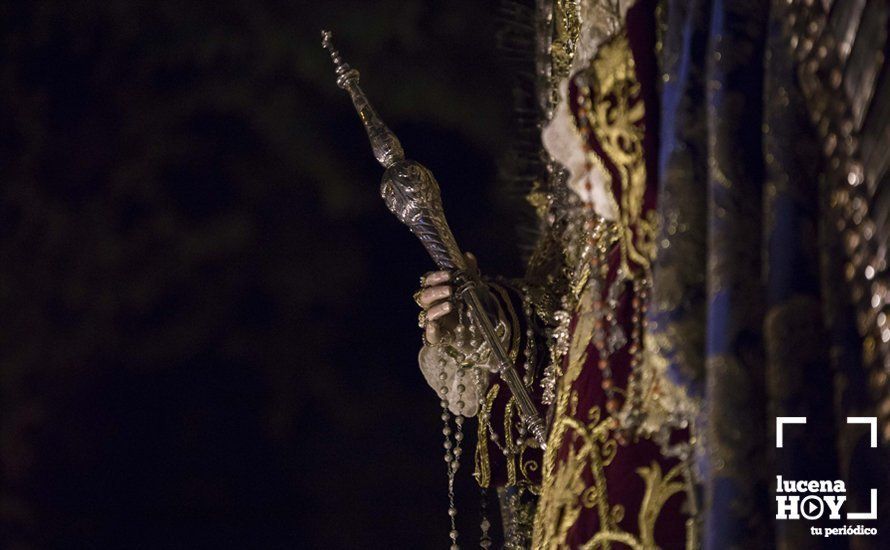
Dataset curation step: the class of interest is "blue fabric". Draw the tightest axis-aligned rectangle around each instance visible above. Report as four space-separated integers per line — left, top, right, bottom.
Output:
651 1 844 547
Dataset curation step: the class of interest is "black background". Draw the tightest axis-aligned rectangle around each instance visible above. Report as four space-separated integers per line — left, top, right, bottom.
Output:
1 1 529 548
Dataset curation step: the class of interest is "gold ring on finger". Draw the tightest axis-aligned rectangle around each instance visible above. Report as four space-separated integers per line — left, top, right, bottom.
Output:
418 310 428 328
413 289 424 307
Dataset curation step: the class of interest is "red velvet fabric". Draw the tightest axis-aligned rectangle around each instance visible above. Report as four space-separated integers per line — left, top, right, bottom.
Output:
556 2 689 546
558 247 688 548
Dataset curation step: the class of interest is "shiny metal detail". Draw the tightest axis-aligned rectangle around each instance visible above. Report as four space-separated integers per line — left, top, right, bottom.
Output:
322 30 547 448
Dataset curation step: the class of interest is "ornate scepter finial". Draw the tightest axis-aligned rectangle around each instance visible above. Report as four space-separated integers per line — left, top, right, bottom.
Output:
321 29 358 90
320 30 404 168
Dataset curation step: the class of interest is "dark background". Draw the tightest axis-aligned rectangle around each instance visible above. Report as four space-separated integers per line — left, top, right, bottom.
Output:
1 1 529 548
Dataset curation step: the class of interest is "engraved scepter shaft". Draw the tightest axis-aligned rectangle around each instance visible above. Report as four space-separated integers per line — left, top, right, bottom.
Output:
322 30 546 448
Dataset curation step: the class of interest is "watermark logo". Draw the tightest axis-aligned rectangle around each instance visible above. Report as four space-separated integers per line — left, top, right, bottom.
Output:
774 416 879 538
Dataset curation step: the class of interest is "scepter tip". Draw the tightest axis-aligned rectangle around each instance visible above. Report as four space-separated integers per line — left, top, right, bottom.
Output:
320 29 358 90
320 30 333 50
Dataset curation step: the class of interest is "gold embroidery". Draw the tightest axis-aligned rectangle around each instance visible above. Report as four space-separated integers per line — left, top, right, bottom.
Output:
534 283 615 548
474 384 499 488
505 397 518 486
550 0 583 109
636 462 685 548
534 389 691 548
576 32 654 272
581 531 643 550
474 369 542 492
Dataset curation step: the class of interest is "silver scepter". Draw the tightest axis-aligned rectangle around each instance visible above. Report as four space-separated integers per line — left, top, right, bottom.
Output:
322 30 547 449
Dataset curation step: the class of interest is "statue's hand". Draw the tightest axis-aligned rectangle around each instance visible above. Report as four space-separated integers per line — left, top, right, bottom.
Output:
416 253 497 416
415 253 479 347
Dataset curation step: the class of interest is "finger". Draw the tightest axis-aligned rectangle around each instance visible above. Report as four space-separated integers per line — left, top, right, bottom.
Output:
422 271 451 287
427 301 453 322
418 285 452 308
425 321 441 345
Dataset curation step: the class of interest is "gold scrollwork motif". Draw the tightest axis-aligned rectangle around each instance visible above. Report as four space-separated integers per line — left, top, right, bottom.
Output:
575 31 654 272
475 384 499 489
533 386 690 549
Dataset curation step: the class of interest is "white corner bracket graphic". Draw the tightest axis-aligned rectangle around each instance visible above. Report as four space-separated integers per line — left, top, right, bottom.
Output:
847 488 878 520
846 416 878 448
776 417 807 448
844 417 878 520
